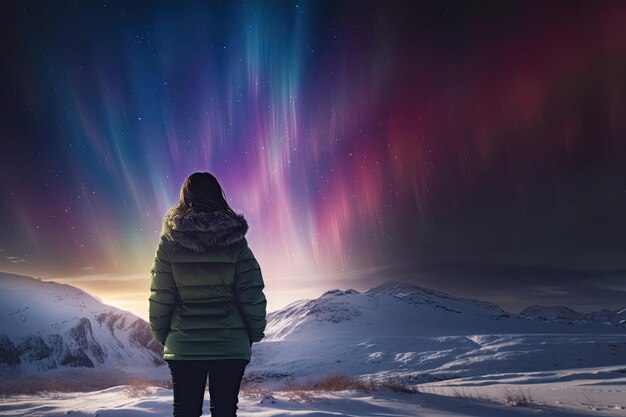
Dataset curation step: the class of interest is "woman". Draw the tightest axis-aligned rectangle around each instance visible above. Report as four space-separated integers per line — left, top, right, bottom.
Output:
149 171 267 417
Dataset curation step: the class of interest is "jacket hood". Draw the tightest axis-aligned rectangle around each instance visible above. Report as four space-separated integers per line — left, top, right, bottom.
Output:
161 209 249 251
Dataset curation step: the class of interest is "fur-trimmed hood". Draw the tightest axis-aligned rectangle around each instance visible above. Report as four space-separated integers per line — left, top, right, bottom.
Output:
161 209 249 252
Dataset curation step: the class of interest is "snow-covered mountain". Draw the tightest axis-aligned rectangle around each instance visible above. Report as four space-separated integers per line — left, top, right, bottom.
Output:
518 305 582 321
2 272 625 387
0 272 164 375
520 304 626 326
248 279 626 386
264 280 624 342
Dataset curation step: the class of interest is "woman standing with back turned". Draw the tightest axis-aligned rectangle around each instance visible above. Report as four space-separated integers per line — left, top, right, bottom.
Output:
149 171 267 417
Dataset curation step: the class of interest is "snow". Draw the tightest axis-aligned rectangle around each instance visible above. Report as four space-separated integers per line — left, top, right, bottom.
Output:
2 273 625 416
264 281 624 343
1 374 625 417
0 272 163 373
520 305 626 326
243 280 625 387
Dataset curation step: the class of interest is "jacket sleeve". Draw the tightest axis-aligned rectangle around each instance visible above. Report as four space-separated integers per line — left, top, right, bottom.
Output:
148 237 178 345
234 243 267 343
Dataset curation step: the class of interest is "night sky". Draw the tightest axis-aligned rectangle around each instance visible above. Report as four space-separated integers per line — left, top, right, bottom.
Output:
1 1 625 318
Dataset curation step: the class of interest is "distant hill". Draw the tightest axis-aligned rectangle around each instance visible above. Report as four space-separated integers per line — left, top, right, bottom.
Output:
264 279 625 342
247 279 626 385
519 304 626 326
2 272 624 386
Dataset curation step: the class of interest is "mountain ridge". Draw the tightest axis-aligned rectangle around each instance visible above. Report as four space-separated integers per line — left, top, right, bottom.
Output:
265 278 625 342
251 279 626 385
0 271 164 375
2 271 624 379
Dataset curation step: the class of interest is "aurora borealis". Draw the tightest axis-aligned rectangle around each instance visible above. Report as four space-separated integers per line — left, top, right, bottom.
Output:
1 1 626 318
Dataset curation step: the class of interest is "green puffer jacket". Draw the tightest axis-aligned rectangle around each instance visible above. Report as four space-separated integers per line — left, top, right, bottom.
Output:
148 209 267 361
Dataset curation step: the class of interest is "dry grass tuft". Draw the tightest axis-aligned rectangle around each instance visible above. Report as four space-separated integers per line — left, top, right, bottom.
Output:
281 376 319 402
0 369 170 397
451 387 488 402
281 373 376 393
504 388 533 406
313 373 378 392
278 372 419 402
122 377 159 397
240 382 274 399
380 379 421 393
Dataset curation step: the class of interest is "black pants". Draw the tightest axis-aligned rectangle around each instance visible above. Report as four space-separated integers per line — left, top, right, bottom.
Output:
166 359 249 417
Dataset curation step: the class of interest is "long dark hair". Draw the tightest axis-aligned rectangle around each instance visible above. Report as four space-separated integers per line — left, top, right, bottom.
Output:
166 172 236 218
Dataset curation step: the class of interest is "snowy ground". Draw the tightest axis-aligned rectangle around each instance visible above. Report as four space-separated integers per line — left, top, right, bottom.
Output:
420 365 626 416
1 365 624 417
2 278 625 416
